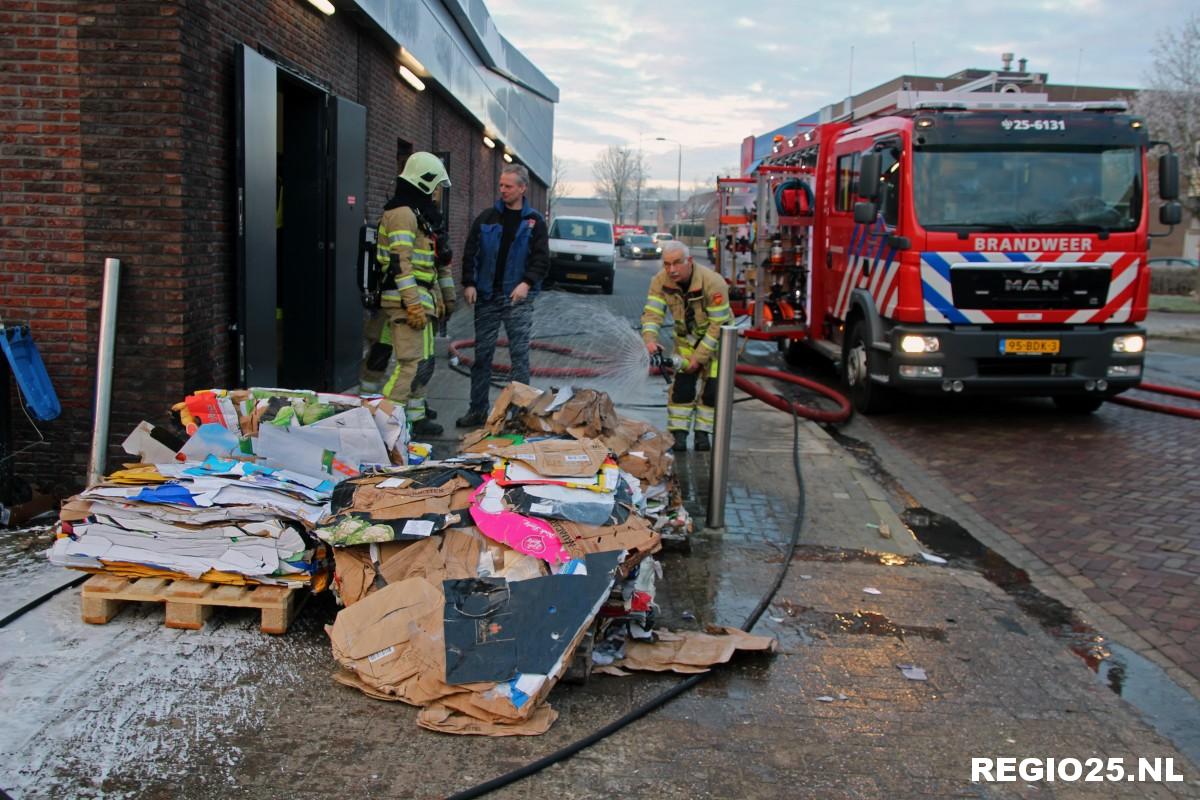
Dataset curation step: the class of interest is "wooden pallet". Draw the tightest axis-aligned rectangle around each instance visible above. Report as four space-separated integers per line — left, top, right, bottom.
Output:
80 574 306 634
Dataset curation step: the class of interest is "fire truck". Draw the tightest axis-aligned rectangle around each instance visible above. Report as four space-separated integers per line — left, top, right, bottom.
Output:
723 90 1183 414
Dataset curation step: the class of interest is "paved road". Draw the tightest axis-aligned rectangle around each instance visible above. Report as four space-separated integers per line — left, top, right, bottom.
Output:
831 339 1200 691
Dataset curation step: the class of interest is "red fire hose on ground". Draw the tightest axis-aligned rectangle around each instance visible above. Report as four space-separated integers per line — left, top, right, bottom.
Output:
449 339 1196 423
1111 381 1200 420
449 338 853 423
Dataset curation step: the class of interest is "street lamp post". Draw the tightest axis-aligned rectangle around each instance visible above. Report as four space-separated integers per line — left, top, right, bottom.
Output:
662 134 681 205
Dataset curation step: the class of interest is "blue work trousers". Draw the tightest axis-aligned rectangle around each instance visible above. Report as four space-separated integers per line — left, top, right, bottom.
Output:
470 295 533 413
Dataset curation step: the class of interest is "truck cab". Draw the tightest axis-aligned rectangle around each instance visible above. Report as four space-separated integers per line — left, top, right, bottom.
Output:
809 100 1181 413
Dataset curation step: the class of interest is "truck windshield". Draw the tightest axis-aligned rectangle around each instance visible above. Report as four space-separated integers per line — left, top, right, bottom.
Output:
913 147 1141 232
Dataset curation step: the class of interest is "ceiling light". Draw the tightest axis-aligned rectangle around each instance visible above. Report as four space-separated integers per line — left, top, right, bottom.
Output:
483 136 496 149
398 65 425 92
503 153 513 163
306 0 335 15
399 47 426 74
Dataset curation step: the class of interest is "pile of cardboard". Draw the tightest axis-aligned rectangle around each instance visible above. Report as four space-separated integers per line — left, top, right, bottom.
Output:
49 388 414 589
324 383 773 736
465 383 693 541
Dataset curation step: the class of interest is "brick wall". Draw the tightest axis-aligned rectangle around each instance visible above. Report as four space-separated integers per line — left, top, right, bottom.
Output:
3 0 548 493
1 1 85 492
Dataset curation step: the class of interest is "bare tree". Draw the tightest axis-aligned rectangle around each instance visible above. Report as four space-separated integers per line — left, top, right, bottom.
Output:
1132 13 1200 216
592 145 637 223
632 150 650 225
547 155 568 218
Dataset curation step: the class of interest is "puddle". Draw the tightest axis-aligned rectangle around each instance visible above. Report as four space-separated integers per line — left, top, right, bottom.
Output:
903 505 1200 765
771 600 947 642
768 543 915 566
830 610 947 642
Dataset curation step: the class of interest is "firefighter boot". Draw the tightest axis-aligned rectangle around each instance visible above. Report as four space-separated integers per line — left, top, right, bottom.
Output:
693 430 711 452
671 430 688 452
411 417 444 437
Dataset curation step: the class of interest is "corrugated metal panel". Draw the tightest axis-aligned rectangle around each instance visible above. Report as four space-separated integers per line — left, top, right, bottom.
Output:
350 0 556 184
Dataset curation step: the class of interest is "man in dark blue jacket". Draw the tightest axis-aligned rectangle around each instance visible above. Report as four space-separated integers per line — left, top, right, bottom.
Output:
456 164 550 427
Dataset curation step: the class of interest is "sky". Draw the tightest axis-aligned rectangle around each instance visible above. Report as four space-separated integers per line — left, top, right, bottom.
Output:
486 0 1190 198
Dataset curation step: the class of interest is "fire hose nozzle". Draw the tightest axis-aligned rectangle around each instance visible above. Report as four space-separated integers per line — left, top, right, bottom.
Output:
650 350 684 383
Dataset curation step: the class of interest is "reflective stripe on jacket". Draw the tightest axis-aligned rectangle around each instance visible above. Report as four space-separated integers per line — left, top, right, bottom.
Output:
378 205 439 315
641 263 732 368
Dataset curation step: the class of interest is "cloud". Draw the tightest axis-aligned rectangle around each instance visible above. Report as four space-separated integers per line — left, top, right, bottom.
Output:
485 0 1183 191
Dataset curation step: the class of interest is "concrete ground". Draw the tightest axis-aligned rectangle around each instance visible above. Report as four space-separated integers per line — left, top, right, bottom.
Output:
1 267 1198 798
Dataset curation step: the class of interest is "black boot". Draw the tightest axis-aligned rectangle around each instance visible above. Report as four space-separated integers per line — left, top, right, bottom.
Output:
671 430 688 452
424 406 438 420
411 417 443 437
693 430 711 451
455 409 488 428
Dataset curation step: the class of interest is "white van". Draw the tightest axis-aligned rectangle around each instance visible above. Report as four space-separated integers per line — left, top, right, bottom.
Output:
547 216 616 294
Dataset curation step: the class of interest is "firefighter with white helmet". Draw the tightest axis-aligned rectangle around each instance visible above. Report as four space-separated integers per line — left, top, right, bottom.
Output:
376 151 455 436
642 240 733 451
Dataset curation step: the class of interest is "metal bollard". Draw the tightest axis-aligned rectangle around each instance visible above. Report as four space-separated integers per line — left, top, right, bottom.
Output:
706 325 739 528
86 259 121 487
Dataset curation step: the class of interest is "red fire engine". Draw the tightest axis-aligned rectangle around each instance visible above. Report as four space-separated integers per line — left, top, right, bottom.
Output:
722 90 1183 414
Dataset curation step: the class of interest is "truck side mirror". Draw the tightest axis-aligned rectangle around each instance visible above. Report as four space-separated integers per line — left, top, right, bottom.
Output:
854 201 877 224
1160 201 1182 226
858 152 882 200
1159 152 1179 200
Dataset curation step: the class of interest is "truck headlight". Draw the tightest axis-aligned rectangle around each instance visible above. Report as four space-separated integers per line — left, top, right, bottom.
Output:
900 335 940 354
1112 334 1145 353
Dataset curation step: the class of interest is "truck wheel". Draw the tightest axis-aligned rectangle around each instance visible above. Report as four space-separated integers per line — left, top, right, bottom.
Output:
843 320 893 414
1052 395 1105 414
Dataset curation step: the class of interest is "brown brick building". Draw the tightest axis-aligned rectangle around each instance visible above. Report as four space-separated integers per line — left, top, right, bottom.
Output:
0 0 556 495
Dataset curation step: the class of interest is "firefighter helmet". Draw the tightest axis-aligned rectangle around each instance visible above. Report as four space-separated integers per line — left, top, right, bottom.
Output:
400 151 451 195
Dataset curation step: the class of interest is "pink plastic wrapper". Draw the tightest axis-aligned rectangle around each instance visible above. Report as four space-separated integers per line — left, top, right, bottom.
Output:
468 478 571 565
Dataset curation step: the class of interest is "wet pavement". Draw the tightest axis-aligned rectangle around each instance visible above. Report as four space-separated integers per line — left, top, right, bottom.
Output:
1 265 1198 797
842 388 1200 697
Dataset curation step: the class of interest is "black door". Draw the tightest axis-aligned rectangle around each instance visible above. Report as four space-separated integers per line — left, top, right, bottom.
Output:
235 45 367 392
234 44 278 387
328 96 367 392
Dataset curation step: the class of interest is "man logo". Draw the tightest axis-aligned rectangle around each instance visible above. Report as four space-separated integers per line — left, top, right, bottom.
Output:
1005 278 1060 292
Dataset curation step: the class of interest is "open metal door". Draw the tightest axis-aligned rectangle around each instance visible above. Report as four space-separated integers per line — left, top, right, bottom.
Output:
234 44 278 387
328 96 367 391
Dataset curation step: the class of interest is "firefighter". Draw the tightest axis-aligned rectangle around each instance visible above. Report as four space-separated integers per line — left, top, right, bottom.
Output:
706 233 717 264
377 152 455 437
641 240 732 452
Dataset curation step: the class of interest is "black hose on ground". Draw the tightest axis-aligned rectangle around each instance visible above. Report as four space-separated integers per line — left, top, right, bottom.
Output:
0 573 88 629
444 395 807 800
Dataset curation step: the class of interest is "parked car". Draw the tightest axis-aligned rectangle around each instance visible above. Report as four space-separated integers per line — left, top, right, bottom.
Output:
613 224 646 246
1147 257 1199 269
620 234 661 260
547 216 616 294
651 232 674 245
